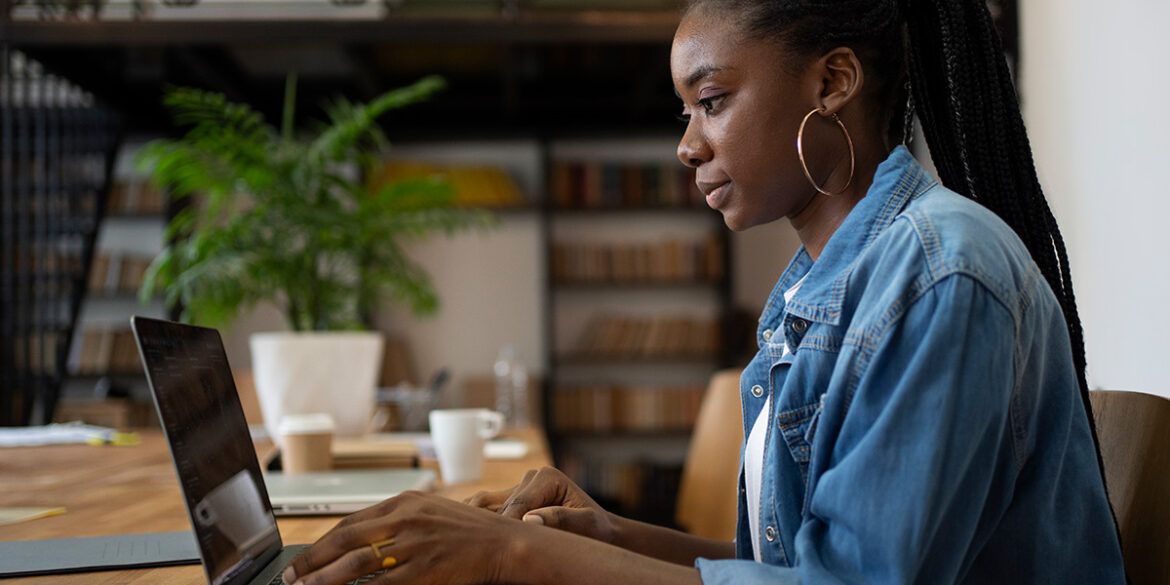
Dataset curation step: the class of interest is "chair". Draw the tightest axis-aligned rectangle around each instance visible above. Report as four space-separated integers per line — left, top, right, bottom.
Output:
1089 390 1170 585
675 368 744 540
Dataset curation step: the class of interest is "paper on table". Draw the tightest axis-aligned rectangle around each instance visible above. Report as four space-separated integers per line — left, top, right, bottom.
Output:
0 422 115 447
485 438 530 459
371 433 529 459
0 507 66 526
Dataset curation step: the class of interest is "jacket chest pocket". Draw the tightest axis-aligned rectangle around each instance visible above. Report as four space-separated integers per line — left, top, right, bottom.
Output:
767 344 824 486
775 401 822 485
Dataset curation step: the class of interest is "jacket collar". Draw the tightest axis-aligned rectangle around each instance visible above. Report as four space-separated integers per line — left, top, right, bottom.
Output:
762 146 937 329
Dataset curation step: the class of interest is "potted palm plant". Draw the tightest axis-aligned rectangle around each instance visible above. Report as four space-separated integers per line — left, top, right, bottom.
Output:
138 74 489 441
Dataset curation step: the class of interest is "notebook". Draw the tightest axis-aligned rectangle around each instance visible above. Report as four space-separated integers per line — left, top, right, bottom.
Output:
131 315 435 585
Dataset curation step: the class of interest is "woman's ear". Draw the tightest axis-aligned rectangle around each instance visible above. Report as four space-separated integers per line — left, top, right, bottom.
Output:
815 47 864 116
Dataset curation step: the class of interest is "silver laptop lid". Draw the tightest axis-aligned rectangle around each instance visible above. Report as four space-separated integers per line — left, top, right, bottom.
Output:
132 316 283 585
265 468 435 515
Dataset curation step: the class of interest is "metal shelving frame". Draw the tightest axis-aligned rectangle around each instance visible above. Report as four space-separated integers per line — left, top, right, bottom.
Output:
0 48 120 425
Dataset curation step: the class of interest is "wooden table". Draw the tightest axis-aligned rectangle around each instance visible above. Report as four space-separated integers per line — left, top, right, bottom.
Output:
0 428 550 584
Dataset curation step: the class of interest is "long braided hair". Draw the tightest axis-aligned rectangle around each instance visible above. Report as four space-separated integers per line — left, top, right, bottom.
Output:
685 0 1110 524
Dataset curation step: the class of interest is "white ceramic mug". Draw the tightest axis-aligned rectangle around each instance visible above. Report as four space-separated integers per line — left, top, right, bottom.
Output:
428 409 504 484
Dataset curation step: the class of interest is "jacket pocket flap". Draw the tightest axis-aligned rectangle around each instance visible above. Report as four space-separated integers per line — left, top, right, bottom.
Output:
775 402 820 464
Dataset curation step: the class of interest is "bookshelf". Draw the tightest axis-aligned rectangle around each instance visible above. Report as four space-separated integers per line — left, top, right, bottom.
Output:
543 137 732 525
60 140 172 421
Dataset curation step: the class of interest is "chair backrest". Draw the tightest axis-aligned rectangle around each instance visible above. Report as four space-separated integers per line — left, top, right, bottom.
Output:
675 368 744 540
1089 390 1170 585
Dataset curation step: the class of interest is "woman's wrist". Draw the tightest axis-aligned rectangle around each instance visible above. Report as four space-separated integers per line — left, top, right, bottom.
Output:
605 510 630 548
503 522 542 585
502 522 704 585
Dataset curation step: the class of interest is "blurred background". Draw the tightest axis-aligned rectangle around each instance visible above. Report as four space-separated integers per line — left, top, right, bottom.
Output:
2 0 1166 525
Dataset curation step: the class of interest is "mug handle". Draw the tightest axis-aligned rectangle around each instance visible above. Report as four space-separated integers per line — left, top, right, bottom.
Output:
479 410 504 439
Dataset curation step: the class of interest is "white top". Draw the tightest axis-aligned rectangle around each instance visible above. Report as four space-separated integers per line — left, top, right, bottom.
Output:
745 276 804 561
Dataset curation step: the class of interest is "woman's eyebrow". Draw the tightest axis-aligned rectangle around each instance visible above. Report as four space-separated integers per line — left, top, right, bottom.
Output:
673 64 729 100
684 65 727 89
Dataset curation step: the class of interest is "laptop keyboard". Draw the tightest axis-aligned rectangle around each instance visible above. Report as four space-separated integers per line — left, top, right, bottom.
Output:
268 568 388 585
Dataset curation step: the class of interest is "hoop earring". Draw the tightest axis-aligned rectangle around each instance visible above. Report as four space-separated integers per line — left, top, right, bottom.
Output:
796 108 856 196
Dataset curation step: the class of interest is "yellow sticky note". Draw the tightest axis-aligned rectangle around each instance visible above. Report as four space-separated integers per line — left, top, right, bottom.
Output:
0 507 66 526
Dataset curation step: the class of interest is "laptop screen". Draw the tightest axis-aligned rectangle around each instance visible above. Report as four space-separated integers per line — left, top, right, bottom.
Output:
133 316 282 585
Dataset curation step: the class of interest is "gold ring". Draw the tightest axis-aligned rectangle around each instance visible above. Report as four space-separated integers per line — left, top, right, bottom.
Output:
369 538 395 559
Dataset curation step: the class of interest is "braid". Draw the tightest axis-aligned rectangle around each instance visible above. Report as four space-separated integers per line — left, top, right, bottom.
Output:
903 0 1119 552
903 0 1095 438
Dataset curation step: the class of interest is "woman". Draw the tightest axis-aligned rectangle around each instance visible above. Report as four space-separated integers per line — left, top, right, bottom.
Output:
282 1 1127 583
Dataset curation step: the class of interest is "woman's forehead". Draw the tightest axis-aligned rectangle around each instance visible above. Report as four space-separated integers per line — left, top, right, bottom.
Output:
671 12 786 87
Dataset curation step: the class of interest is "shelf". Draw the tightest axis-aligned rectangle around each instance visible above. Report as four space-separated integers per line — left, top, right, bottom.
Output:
550 205 716 215
554 429 693 440
3 11 682 46
103 212 167 221
86 291 156 301
553 278 723 289
555 352 722 365
68 371 145 380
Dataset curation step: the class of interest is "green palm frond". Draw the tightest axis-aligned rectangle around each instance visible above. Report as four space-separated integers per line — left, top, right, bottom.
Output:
138 74 489 332
309 75 446 162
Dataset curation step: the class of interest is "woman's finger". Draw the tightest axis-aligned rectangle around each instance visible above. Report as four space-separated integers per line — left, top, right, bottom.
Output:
285 519 394 585
522 506 594 533
288 539 400 585
464 488 512 510
498 467 561 519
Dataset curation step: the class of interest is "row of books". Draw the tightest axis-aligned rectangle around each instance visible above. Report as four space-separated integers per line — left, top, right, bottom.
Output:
74 328 143 375
107 179 167 215
13 189 98 216
552 384 705 432
11 332 63 373
371 161 528 208
552 236 724 284
549 161 703 209
17 247 83 275
88 253 153 295
572 315 721 358
558 454 684 522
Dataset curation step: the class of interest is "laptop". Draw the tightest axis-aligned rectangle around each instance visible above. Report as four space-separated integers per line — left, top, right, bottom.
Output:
131 316 435 585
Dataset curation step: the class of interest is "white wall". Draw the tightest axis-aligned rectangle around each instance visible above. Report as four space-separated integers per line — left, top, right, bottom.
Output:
1022 0 1170 397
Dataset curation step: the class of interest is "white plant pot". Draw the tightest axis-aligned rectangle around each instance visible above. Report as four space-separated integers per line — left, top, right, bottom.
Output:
250 331 384 446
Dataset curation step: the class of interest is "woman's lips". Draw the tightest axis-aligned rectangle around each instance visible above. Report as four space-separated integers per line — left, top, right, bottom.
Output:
704 181 730 210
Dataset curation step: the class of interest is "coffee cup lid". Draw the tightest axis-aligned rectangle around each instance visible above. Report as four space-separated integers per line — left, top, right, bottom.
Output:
278 413 335 435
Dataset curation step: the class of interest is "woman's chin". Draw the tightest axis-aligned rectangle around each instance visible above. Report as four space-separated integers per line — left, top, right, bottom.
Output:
719 210 752 232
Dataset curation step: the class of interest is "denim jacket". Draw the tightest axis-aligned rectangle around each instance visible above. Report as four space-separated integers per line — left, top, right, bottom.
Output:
695 147 1126 584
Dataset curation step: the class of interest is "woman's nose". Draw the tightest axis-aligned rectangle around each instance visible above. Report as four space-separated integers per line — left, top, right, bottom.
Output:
677 122 711 168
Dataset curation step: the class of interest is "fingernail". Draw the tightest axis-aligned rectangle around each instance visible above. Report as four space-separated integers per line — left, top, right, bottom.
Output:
522 514 544 525
282 567 296 585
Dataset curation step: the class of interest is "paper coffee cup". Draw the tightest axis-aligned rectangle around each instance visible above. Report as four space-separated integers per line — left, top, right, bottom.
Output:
278 413 335 474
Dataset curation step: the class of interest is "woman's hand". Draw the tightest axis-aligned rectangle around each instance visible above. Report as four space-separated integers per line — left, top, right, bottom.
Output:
464 467 617 545
282 491 526 585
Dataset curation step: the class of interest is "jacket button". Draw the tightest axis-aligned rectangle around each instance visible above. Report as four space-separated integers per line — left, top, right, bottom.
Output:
751 384 764 398
765 526 776 542
762 329 773 341
792 319 808 334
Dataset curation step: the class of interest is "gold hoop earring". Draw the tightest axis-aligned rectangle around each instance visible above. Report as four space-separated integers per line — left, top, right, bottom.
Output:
796 108 856 196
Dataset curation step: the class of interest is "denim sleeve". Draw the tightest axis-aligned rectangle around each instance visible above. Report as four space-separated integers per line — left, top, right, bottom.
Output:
696 274 1018 585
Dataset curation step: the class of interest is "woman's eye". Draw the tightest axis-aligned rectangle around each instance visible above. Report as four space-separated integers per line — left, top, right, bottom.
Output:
698 94 726 114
